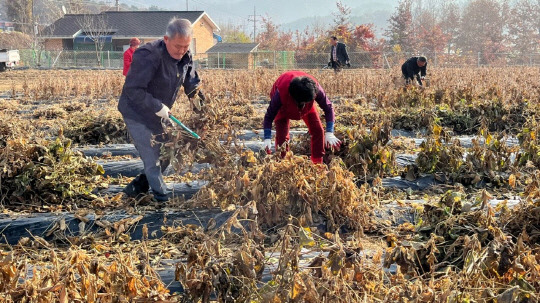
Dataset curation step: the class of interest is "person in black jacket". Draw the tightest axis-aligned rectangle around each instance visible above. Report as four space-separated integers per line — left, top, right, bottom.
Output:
118 17 205 202
401 56 427 86
328 36 350 72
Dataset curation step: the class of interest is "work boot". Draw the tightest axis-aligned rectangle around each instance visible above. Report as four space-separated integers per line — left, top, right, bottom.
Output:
122 174 150 198
153 192 170 202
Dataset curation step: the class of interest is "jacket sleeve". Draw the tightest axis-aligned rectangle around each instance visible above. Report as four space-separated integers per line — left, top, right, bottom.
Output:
183 55 201 98
342 44 350 62
263 90 282 139
123 48 163 114
314 85 335 131
123 50 131 76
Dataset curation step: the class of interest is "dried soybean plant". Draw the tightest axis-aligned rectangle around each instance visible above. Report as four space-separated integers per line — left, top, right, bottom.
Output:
0 134 105 208
0 235 173 302
191 151 377 232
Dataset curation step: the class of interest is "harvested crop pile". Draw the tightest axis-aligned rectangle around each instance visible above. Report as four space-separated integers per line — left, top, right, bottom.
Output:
383 189 540 301
501 172 540 243
0 134 105 207
0 238 172 302
190 151 377 232
64 113 128 145
289 122 397 182
417 123 517 186
32 107 67 119
385 190 505 274
335 121 397 181
0 116 34 148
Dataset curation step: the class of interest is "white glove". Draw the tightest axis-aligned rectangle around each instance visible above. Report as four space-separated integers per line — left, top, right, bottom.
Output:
325 132 341 149
155 104 170 120
263 139 272 153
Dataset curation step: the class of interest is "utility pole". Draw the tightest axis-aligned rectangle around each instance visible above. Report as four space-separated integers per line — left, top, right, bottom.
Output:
186 0 189 10
115 0 119 11
247 6 261 42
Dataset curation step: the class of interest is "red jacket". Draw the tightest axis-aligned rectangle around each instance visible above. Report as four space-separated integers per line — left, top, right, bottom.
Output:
271 71 317 120
123 47 136 76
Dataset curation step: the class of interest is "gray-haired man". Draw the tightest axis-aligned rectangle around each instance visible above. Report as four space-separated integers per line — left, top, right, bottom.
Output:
118 18 205 202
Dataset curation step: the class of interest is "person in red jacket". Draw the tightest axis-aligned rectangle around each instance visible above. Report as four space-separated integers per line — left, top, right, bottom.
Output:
262 71 341 164
123 37 140 76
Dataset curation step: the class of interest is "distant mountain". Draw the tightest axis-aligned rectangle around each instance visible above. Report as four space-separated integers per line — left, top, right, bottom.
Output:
119 0 399 36
280 10 392 36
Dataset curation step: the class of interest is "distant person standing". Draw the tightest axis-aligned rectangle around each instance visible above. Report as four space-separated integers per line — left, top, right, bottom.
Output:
401 56 427 86
123 37 141 76
328 36 350 72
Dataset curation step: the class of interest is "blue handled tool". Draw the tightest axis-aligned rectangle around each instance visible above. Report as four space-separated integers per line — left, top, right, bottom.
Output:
169 114 201 139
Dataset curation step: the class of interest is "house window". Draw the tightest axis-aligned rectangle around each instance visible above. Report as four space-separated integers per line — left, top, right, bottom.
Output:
191 38 196 55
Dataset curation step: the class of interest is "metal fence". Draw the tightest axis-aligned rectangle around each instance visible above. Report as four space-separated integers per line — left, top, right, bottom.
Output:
17 49 540 70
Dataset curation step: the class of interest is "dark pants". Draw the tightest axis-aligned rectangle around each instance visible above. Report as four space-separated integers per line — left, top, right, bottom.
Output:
274 109 325 163
124 118 170 196
401 67 423 86
331 61 343 72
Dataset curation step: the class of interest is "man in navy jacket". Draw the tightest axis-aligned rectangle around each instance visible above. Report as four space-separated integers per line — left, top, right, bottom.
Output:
118 17 205 202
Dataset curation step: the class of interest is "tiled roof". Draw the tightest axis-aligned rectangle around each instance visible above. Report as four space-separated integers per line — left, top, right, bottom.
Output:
206 43 260 53
45 11 217 37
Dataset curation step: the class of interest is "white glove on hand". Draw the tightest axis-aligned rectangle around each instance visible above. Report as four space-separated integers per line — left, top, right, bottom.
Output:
263 139 272 154
155 104 170 120
325 132 341 150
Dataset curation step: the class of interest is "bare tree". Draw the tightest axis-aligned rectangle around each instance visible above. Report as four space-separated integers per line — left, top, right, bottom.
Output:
439 0 461 54
508 0 539 56
458 0 507 63
76 14 112 66
67 0 87 14
31 1 63 67
5 0 33 33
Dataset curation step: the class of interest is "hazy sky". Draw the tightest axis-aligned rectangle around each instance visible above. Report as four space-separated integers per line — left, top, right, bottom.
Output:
119 0 400 26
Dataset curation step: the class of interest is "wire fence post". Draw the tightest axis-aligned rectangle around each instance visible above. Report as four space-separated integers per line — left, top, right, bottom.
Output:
107 51 110 68
477 52 481 67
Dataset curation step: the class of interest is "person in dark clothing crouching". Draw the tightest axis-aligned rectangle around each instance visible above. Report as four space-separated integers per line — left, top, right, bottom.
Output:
401 56 427 86
118 17 206 202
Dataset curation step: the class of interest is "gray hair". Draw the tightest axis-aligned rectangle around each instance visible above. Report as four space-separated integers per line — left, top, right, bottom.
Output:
165 18 193 38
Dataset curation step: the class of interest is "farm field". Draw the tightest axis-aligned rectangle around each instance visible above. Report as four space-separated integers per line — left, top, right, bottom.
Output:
1 67 540 302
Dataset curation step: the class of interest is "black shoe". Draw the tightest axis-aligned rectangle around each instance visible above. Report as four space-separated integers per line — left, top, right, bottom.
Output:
122 174 150 198
153 192 169 202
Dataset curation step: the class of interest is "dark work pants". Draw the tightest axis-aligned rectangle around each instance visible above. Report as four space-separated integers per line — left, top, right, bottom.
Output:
123 118 170 196
331 61 343 72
